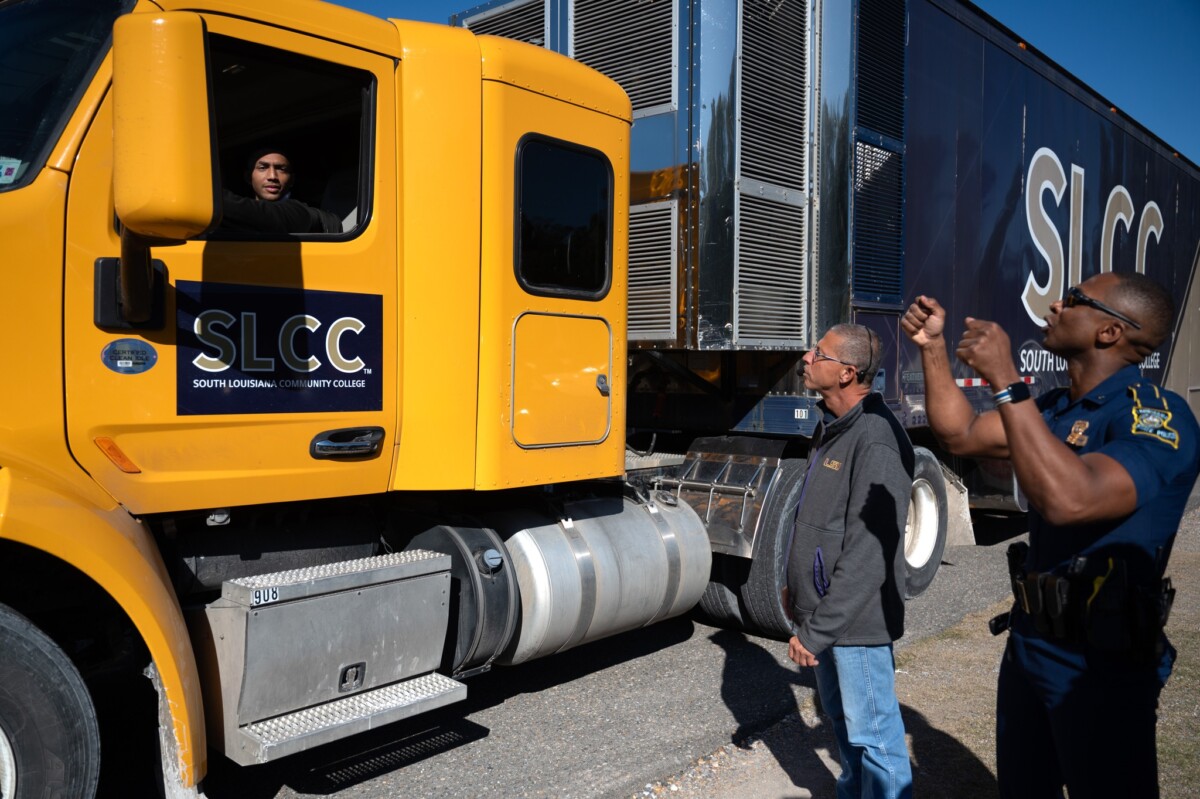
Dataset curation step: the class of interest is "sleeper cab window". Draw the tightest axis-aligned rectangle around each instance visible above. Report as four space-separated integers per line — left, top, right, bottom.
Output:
207 34 374 240
515 135 613 299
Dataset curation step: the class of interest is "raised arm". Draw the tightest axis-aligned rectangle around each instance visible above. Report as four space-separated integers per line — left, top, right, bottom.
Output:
901 296 1009 458
953 316 1138 526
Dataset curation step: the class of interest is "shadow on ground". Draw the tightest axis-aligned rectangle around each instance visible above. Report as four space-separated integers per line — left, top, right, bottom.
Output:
710 628 835 796
903 705 998 798
201 616 698 797
708 630 998 799
970 512 1029 547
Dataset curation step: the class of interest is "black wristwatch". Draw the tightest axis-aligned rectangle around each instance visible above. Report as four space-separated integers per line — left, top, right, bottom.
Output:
993 380 1032 406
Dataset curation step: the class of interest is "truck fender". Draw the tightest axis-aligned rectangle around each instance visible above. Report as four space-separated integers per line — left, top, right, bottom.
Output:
0 467 205 788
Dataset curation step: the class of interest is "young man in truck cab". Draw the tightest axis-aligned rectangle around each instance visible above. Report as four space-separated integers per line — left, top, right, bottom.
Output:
220 147 341 234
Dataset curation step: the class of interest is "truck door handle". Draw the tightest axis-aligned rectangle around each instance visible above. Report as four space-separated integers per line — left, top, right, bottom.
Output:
310 427 385 460
596 374 610 397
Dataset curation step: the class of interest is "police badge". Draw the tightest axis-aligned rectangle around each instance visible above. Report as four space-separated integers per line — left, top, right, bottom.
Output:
1066 420 1089 446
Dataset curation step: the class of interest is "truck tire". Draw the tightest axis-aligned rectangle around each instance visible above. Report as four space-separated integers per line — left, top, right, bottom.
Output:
740 458 809 639
696 554 748 629
0 603 100 799
904 447 948 599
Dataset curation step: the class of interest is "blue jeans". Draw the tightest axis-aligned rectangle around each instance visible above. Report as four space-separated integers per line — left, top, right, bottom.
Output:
813 644 912 799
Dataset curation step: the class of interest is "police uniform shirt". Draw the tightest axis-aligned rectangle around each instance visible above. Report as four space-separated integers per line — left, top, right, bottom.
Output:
1029 364 1200 584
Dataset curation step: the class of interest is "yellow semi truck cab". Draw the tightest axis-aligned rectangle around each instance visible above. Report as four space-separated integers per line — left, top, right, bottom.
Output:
0 1 711 795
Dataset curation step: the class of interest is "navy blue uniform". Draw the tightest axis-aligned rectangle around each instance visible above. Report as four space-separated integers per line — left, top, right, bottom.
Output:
997 364 1200 798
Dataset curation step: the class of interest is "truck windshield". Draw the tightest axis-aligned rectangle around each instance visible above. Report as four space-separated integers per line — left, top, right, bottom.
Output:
0 0 132 192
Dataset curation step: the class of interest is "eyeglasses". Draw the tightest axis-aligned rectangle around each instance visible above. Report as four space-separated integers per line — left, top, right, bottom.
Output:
1063 286 1142 330
811 346 858 369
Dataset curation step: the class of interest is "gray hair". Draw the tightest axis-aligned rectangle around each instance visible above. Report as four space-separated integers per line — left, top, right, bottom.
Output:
828 323 881 385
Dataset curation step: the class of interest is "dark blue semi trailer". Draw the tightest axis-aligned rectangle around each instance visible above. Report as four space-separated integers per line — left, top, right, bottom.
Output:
454 0 1200 631
899 0 1200 514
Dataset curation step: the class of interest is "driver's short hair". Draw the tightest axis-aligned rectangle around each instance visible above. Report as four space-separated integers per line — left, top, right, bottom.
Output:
828 323 881 385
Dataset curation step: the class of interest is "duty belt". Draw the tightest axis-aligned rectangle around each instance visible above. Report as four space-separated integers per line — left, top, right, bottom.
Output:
992 542 1175 663
1012 570 1079 641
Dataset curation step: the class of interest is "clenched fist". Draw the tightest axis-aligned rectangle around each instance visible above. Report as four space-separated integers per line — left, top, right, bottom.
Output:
955 317 1019 388
901 295 946 347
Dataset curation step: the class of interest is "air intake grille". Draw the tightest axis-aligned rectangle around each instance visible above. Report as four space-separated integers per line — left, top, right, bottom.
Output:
463 0 547 46
856 0 905 141
852 141 903 302
735 194 806 344
628 201 678 341
740 0 807 189
572 0 675 113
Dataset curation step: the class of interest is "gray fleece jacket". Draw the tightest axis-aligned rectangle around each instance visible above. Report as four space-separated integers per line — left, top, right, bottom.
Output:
786 392 913 653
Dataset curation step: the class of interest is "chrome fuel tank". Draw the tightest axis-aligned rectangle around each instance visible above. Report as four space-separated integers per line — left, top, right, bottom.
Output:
494 493 711 665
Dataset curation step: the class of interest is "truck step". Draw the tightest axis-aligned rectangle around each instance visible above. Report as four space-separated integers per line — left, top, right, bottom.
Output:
222 549 450 606
237 672 467 764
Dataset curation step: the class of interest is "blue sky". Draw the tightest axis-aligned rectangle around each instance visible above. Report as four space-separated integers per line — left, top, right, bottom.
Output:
334 0 1200 165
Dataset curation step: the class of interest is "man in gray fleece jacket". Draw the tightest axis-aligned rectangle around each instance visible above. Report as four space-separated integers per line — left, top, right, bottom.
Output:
785 323 914 799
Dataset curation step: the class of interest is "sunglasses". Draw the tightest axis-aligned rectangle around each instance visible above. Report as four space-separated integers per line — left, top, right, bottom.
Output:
1063 286 1142 330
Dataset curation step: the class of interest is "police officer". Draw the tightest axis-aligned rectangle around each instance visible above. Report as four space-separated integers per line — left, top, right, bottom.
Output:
902 271 1199 799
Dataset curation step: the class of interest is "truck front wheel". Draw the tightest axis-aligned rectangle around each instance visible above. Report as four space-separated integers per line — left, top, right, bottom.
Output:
0 603 100 799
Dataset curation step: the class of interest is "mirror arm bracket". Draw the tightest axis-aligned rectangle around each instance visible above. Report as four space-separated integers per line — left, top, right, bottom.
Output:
119 227 154 324
94 230 169 330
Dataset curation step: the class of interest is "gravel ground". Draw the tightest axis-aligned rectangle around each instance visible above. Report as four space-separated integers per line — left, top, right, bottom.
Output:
632 498 1200 799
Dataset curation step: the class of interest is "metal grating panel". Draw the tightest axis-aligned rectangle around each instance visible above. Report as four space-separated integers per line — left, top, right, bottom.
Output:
734 194 807 345
463 0 548 46
852 141 904 301
856 0 905 141
239 673 466 762
740 0 807 190
571 0 675 114
628 200 679 341
221 550 449 606
226 551 442 591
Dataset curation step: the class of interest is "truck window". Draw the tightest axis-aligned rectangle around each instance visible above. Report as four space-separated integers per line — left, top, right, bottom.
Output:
208 34 373 239
515 135 613 299
0 0 133 193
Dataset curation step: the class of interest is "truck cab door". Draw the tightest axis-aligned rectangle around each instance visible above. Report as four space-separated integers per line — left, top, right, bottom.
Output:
474 56 630 489
63 17 399 514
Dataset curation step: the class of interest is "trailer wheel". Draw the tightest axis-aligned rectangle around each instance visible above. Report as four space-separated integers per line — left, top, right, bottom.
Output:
0 603 100 799
740 457 809 639
904 448 948 599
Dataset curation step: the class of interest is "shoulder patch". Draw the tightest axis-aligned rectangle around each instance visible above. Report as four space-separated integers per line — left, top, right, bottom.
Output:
1131 408 1179 448
1128 381 1176 443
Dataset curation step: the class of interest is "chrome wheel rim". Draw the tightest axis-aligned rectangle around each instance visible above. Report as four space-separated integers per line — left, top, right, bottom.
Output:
905 478 939 569
0 720 17 799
